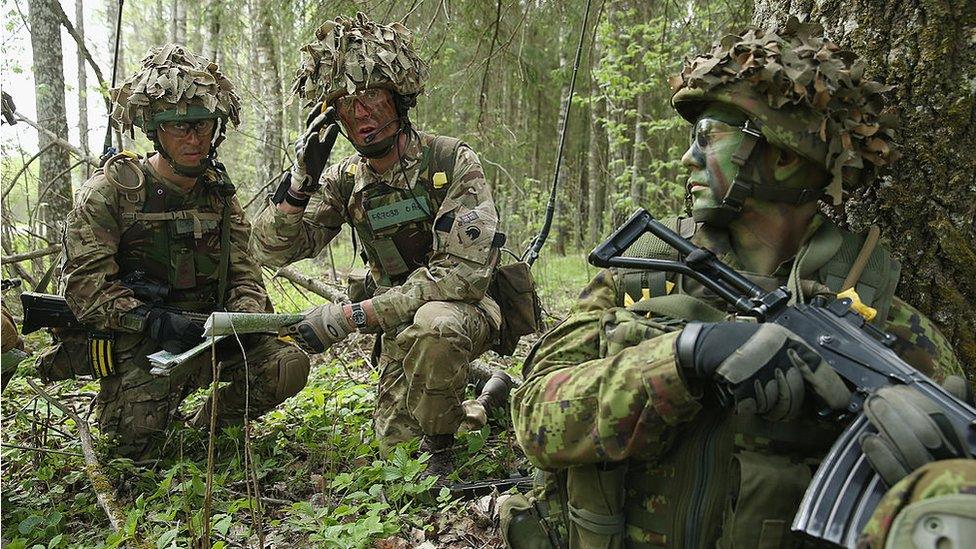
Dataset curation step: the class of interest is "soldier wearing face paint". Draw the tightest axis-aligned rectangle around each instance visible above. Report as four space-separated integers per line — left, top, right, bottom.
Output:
46 45 310 459
250 13 508 479
500 19 973 548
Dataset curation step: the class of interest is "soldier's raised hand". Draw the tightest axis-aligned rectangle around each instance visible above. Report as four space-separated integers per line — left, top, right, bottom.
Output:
291 102 339 194
279 302 353 354
676 322 852 421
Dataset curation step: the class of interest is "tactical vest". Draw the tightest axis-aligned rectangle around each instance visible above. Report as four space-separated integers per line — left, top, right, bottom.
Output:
110 154 235 313
514 216 903 549
617 216 901 327
341 132 462 287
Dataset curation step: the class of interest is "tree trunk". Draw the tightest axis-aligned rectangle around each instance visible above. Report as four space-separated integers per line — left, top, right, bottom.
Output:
552 27 570 256
588 89 608 245
154 0 165 45
202 0 222 61
28 0 72 238
255 3 282 187
629 93 647 205
753 1 976 372
176 1 187 45
105 0 127 150
75 0 89 174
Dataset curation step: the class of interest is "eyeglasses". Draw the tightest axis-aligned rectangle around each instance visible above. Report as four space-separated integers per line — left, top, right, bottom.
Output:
158 118 217 138
333 88 391 118
689 118 743 149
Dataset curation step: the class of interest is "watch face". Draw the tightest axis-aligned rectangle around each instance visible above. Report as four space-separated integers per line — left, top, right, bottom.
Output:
351 308 367 327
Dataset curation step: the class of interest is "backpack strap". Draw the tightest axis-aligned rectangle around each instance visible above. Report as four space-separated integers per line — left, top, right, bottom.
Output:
427 134 463 196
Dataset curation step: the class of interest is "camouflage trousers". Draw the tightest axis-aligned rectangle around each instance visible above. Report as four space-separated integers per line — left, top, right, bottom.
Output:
373 300 494 450
97 333 309 459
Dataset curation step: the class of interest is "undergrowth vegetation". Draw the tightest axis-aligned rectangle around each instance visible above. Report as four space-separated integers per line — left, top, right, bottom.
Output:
1 249 587 548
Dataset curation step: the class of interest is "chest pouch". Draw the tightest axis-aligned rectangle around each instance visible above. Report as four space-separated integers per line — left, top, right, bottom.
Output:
360 188 436 280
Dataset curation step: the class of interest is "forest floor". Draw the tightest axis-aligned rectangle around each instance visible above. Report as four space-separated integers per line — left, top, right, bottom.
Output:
0 249 598 548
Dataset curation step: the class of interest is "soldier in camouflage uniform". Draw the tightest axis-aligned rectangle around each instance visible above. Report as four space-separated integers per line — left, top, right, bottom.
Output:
250 14 505 477
52 45 310 459
501 18 972 548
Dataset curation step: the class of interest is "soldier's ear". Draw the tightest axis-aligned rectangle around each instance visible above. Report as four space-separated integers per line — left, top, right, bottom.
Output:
772 147 804 183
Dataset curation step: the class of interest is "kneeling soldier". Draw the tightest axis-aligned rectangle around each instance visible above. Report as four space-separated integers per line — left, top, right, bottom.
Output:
49 44 309 459
251 14 509 479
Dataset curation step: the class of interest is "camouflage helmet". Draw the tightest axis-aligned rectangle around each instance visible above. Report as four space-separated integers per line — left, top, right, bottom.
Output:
670 17 898 204
110 44 242 135
290 12 429 107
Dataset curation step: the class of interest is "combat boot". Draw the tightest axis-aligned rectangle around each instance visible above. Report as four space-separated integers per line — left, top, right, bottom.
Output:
475 370 516 413
419 434 455 487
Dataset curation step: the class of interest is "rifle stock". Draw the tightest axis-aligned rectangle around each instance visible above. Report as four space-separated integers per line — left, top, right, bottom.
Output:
590 209 976 548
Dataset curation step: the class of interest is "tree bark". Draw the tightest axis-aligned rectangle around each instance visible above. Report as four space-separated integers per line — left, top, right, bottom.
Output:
28 0 72 239
75 0 89 164
553 26 570 256
255 2 283 189
105 0 126 150
629 93 647 205
752 1 976 372
588 88 608 245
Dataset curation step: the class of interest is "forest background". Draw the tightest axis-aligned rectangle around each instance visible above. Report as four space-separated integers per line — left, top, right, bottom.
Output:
1 0 973 547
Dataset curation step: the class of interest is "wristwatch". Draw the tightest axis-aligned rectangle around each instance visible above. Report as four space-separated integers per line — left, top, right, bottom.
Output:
350 302 368 330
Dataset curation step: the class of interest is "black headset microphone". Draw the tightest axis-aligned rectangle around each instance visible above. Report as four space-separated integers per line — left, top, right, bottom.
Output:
364 116 400 144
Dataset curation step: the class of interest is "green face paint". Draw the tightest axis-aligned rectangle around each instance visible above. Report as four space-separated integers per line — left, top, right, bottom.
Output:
682 105 748 216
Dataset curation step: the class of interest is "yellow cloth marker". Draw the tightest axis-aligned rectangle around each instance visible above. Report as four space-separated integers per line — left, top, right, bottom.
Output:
837 288 877 321
432 171 448 189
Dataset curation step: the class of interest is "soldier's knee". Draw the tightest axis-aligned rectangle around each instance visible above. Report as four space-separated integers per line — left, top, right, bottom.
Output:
407 302 469 343
273 345 310 401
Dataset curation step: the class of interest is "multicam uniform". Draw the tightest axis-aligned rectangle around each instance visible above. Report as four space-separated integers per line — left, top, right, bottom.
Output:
505 216 965 548
55 155 309 458
251 131 501 446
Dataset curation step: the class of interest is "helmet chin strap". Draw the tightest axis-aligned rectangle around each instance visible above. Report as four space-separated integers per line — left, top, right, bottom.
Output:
691 119 824 227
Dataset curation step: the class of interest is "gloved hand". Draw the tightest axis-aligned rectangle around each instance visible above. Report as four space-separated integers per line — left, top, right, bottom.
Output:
279 302 353 354
146 308 204 354
861 385 970 485
290 102 340 195
676 322 851 421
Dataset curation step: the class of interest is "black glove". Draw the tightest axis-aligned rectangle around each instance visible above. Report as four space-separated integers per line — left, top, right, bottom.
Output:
676 322 851 421
145 308 204 354
273 104 340 207
295 103 339 192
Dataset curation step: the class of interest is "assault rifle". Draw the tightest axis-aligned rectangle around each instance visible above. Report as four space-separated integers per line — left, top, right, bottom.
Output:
19 271 207 335
589 209 976 548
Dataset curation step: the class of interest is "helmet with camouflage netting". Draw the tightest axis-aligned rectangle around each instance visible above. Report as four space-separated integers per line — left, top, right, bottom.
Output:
290 12 429 109
670 17 898 207
110 44 241 138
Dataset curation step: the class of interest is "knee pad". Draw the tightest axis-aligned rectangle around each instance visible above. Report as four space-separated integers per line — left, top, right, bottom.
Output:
274 347 310 401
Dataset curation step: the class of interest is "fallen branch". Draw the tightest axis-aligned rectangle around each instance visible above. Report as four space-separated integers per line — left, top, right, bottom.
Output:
275 266 349 304
2 244 62 264
24 378 135 541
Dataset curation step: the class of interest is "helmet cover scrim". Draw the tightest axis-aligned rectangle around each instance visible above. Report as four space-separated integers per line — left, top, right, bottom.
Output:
290 12 429 108
110 43 242 134
670 17 898 204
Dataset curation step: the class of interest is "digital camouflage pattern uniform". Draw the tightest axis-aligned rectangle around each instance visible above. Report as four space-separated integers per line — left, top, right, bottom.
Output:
54 45 309 459
251 14 501 449
503 18 969 549
251 132 500 446
857 459 976 548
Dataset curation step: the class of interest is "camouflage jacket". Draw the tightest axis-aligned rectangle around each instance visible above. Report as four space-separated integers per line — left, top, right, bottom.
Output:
250 131 501 332
511 215 965 547
61 155 269 332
